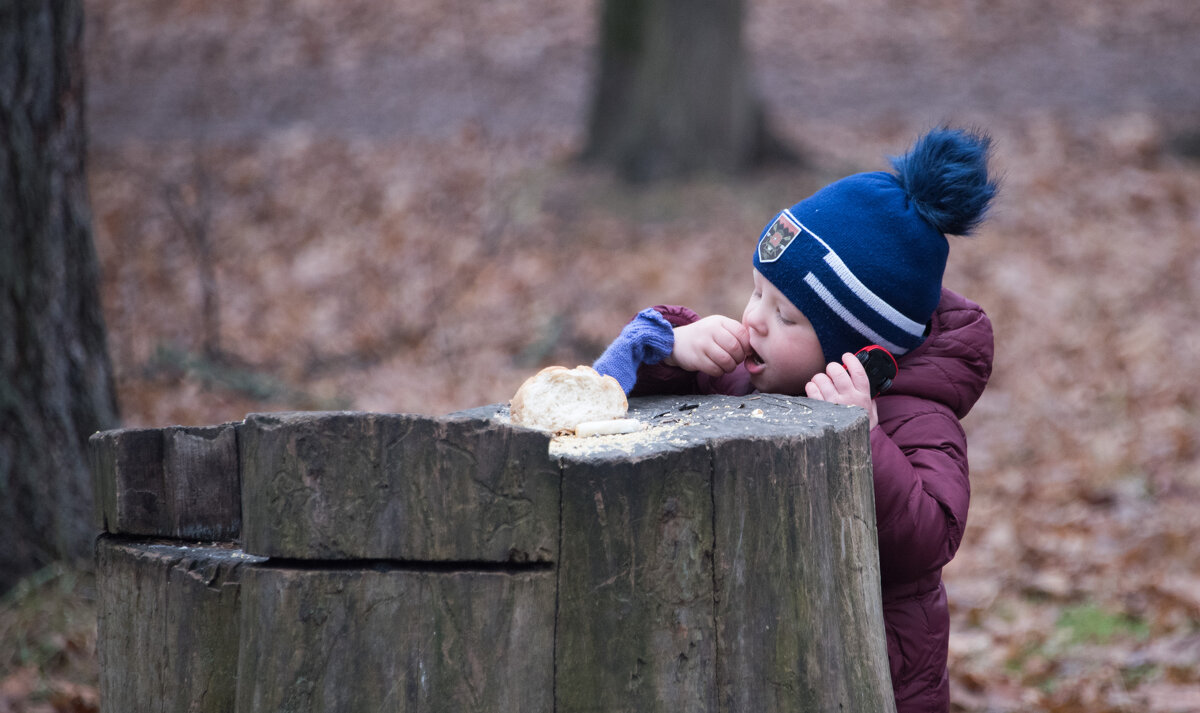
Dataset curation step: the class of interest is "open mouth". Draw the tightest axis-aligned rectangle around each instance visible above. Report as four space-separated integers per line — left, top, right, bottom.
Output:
744 345 763 376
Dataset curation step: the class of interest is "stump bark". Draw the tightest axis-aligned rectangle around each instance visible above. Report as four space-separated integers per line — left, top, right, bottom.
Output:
92 394 895 713
91 423 240 540
95 537 264 713
236 565 555 711
238 411 559 562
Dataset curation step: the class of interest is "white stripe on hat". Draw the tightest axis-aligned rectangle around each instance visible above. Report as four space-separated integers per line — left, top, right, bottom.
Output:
785 210 926 338
803 272 907 355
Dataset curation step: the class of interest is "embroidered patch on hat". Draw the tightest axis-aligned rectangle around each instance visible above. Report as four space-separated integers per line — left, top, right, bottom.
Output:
757 210 802 263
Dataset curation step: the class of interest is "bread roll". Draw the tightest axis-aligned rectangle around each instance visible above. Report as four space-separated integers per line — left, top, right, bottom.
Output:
510 365 628 433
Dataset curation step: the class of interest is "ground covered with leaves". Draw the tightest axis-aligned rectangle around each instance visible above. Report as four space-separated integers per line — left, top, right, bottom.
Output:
5 1 1200 711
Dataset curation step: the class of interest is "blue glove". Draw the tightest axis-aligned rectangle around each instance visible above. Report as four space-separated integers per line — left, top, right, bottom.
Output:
592 308 675 394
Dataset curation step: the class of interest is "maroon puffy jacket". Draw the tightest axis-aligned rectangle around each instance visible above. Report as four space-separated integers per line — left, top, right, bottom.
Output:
631 288 994 713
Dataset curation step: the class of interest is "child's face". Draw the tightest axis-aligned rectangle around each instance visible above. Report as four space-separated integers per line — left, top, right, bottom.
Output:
741 269 828 395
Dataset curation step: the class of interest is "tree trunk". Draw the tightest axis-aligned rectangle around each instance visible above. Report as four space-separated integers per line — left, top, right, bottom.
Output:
584 0 783 182
0 0 118 592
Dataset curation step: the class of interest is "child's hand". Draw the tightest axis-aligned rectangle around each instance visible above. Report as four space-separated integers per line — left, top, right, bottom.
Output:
805 353 880 429
668 316 751 377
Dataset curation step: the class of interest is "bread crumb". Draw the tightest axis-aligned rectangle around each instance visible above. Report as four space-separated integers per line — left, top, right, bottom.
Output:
548 421 688 458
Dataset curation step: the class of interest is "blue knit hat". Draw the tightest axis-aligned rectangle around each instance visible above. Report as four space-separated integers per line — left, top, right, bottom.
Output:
753 127 997 362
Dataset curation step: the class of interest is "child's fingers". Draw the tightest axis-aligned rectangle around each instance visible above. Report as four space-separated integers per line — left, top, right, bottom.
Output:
805 372 837 401
699 345 737 375
684 341 731 376
722 320 752 357
840 353 872 395
807 359 871 407
826 360 856 393
712 322 749 365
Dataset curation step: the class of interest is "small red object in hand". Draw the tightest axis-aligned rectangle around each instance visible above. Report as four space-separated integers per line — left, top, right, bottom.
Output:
855 346 898 398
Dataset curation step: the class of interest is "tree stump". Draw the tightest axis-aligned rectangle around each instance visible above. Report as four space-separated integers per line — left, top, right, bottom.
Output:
238 412 559 562
91 423 240 540
235 565 555 711
92 394 894 713
95 537 264 713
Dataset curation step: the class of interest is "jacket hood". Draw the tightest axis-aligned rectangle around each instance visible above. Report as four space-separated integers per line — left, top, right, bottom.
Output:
887 288 993 419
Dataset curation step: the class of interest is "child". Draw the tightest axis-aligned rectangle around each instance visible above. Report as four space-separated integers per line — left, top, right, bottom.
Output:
592 127 997 713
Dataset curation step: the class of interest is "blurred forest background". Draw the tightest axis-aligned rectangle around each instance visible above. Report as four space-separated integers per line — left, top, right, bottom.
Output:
4 0 1200 711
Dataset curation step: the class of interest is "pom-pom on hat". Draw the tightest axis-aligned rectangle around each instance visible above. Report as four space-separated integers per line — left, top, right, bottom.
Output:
753 126 997 363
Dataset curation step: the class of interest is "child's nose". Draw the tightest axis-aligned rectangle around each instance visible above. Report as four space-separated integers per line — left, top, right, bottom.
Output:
743 303 766 332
